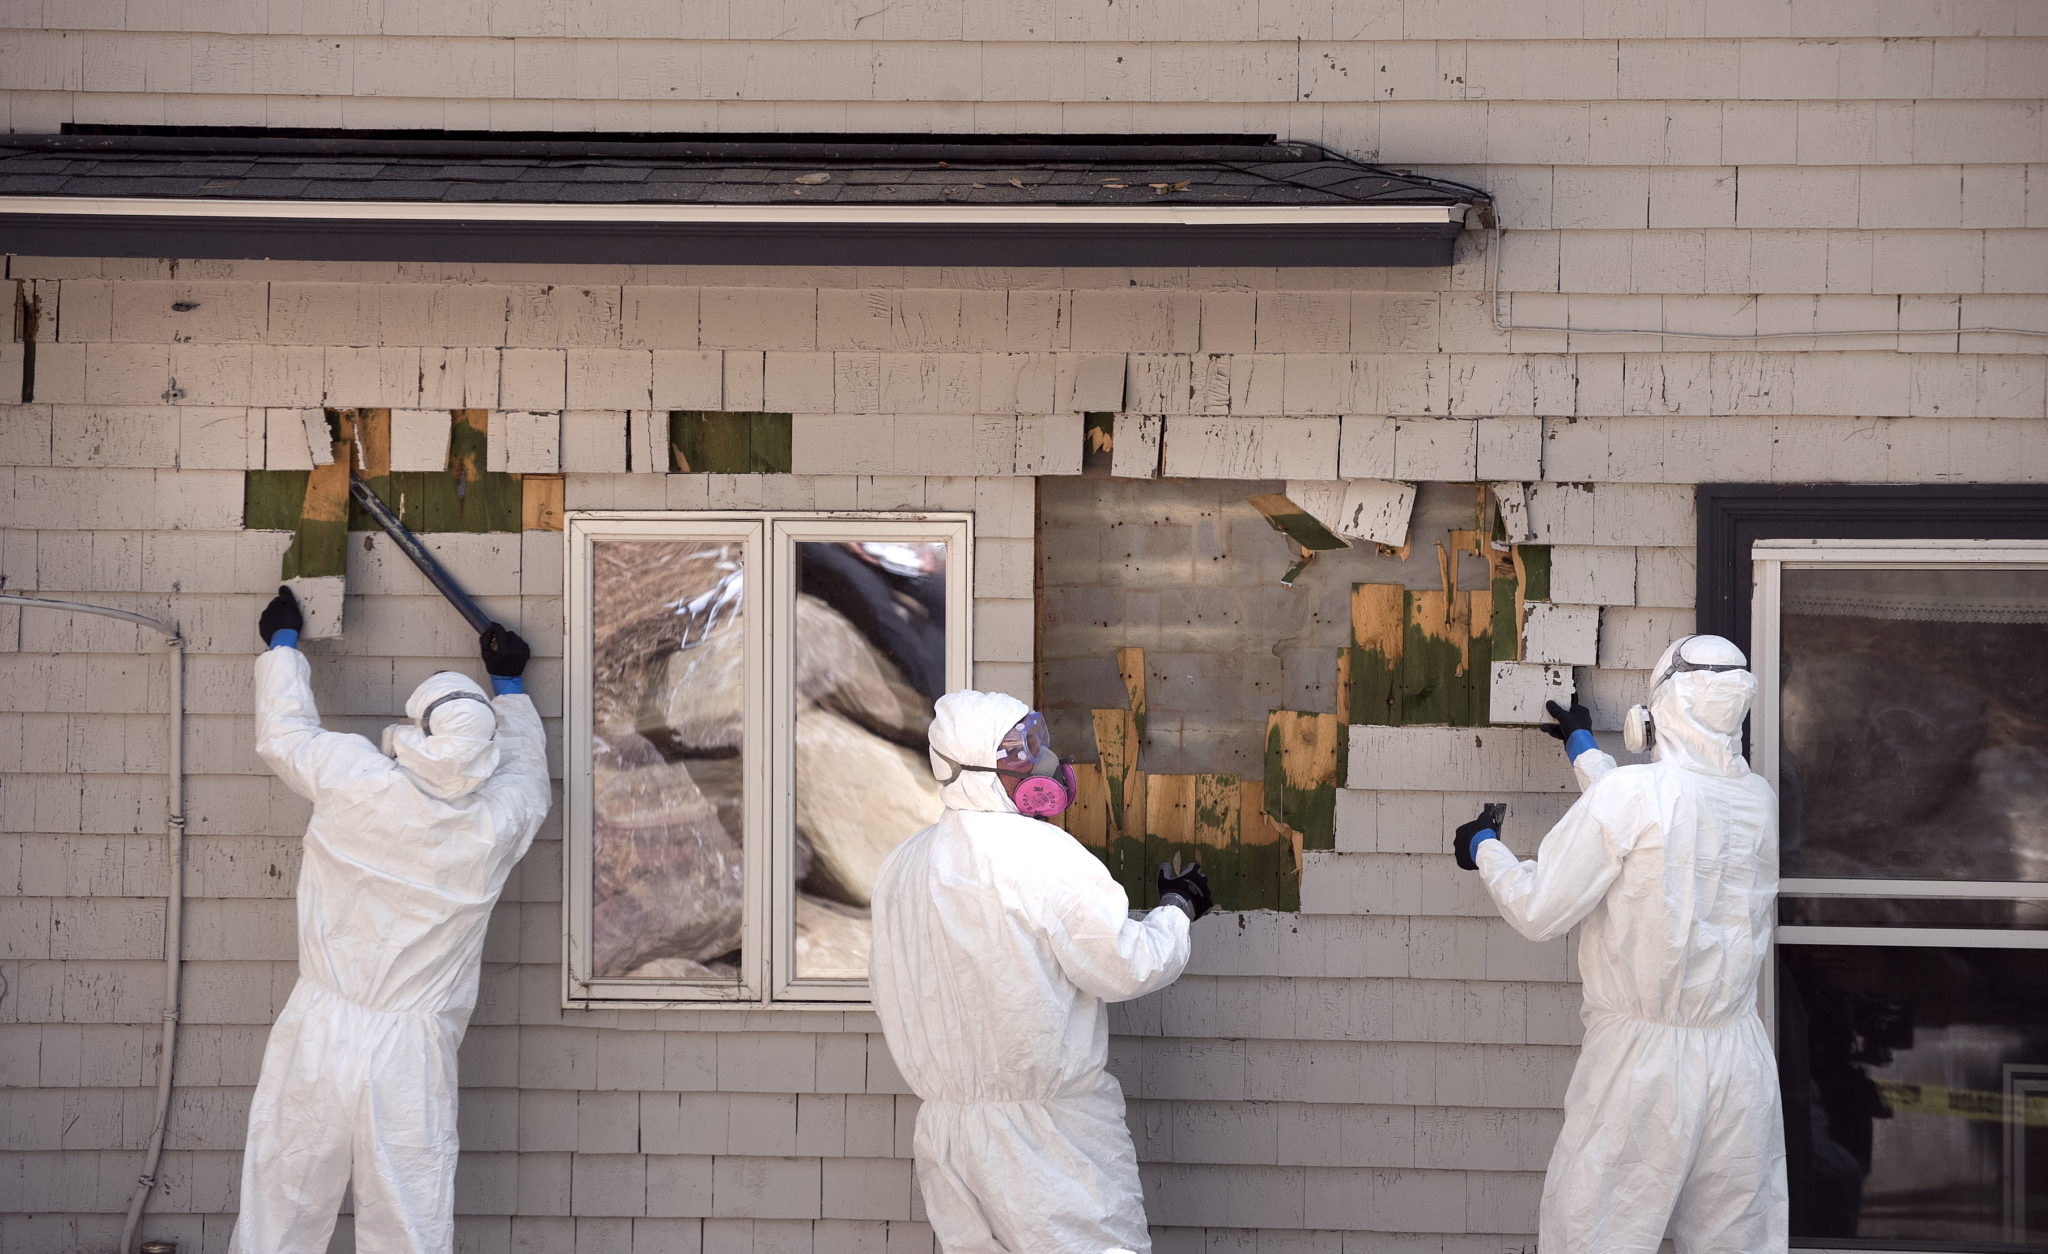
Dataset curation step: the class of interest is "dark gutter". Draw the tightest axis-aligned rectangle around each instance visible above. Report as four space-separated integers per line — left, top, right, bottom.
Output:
18 130 1336 165
0 208 1465 267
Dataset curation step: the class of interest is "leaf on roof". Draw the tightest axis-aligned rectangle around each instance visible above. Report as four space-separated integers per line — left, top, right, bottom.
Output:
795 172 831 185
1007 178 1025 189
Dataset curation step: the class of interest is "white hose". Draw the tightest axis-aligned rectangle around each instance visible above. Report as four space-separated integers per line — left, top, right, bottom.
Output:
0 595 185 1254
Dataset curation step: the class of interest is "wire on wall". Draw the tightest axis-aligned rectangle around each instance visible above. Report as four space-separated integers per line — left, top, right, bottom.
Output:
0 594 187 1254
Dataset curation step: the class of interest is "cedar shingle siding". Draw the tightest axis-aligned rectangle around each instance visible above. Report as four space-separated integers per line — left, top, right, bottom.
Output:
2 3 2044 1250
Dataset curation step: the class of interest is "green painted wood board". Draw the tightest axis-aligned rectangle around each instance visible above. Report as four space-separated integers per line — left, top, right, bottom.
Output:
671 412 795 473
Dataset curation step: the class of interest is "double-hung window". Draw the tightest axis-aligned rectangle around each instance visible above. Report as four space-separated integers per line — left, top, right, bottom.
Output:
563 511 972 1006
1753 537 2048 1252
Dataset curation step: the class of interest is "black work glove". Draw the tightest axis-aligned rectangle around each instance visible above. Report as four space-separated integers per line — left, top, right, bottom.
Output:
1541 698 1594 742
1453 803 1508 871
480 622 531 678
258 585 302 646
1157 858 1215 921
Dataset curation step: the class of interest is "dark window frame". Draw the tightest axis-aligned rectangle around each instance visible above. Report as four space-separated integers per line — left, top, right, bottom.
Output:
1700 482 2048 1253
1695 483 2048 646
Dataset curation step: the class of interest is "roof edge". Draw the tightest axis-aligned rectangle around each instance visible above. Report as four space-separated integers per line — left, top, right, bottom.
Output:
14 129 1333 166
0 209 1467 268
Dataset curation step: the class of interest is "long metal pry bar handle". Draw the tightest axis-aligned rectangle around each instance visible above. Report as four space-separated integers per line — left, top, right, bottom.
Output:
346 472 494 635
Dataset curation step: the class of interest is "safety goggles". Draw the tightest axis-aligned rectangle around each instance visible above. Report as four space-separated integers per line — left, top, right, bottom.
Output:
996 711 1056 772
1651 636 1747 691
934 710 1070 783
417 690 494 738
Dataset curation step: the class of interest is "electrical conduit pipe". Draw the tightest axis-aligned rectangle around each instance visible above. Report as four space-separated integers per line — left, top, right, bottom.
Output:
0 595 186 1253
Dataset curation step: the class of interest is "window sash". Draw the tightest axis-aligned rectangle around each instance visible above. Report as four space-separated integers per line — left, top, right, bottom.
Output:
1752 538 2048 907
1776 926 2048 950
563 510 972 1009
565 514 769 1005
769 518 974 1002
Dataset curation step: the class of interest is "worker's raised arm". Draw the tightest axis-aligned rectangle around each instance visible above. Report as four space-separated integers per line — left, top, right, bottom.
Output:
1468 781 1643 943
477 623 554 841
1036 840 1191 1003
252 590 390 802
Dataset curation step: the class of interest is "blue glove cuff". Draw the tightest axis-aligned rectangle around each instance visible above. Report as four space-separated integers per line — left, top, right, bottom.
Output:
269 629 299 650
1565 729 1598 762
1474 828 1498 848
491 675 523 695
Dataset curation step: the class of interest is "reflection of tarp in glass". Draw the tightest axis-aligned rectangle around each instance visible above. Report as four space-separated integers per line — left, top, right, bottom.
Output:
1782 944 2048 1247
1780 566 2048 885
591 541 748 980
1874 1079 2048 1126
587 538 948 983
792 541 947 980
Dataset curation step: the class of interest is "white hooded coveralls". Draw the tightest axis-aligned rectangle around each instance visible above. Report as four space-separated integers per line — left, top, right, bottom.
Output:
868 691 1191 1254
1474 637 1787 1254
231 650 552 1254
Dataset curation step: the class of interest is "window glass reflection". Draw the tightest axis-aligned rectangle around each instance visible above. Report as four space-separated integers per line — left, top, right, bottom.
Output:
1780 567 2048 881
590 540 747 981
791 541 948 980
1781 945 2048 1250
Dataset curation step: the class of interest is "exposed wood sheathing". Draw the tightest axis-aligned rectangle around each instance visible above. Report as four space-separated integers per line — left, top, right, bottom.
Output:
1347 518 1550 729
1058 647 1303 911
1116 645 1147 740
1246 492 1350 552
14 279 43 403
276 410 351 580
1263 709 1344 855
670 411 794 473
522 475 566 531
246 408 536 547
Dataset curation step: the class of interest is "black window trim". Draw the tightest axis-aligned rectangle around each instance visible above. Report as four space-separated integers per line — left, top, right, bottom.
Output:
1696 483 2048 650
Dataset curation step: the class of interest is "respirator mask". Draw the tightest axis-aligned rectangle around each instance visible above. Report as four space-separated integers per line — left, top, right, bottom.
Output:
1622 635 1748 753
934 709 1079 818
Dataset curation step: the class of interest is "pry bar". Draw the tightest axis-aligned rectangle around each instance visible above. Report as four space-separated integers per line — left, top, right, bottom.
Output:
347 472 494 635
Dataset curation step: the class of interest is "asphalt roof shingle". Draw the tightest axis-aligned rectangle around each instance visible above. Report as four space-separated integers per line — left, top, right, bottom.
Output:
0 132 1482 211
0 132 1486 268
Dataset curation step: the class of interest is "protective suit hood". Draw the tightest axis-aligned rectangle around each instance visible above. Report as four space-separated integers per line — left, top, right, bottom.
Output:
1647 634 1756 777
387 671 501 800
928 689 1029 814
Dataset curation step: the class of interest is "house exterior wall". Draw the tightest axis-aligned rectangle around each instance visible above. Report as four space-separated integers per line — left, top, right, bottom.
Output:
1 4 2045 1252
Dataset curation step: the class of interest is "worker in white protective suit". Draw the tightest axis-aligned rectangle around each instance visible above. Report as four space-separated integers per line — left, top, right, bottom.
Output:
868 691 1212 1254
1449 634 1787 1253
230 587 552 1254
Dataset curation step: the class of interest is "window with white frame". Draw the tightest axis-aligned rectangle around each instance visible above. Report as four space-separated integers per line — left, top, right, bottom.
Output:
1754 538 2048 1252
564 512 972 1006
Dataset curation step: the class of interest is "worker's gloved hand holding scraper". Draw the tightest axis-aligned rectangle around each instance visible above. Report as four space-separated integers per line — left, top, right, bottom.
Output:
258 585 303 650
479 621 531 694
1157 856 1215 921
1452 802 1508 871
